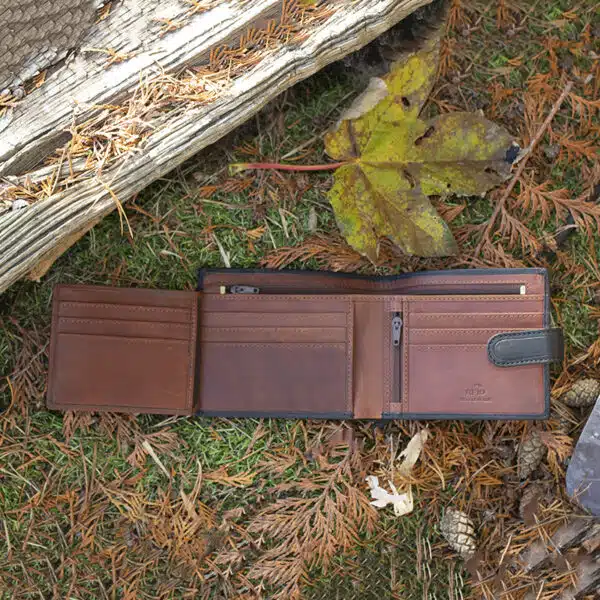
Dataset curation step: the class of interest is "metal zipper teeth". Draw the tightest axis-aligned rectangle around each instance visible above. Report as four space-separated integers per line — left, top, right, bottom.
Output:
392 313 403 408
221 284 527 295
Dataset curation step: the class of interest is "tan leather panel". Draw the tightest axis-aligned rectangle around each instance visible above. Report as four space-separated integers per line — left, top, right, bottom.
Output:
47 285 197 415
352 301 385 419
406 345 544 416
197 294 353 416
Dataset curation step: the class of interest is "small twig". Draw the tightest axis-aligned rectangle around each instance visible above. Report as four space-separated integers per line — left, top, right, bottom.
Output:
212 233 231 267
3 518 11 559
50 146 67 196
141 440 170 478
280 134 320 160
473 80 574 259
498 534 513 566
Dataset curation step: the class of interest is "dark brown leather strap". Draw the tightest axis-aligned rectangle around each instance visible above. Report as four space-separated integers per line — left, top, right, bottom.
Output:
487 329 563 367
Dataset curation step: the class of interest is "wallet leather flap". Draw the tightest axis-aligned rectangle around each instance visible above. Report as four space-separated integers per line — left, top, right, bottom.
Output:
487 329 563 367
47 285 198 415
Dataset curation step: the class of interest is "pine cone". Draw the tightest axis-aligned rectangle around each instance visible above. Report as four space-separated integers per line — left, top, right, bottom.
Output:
519 483 543 519
518 430 546 480
551 406 576 433
562 378 600 408
440 508 476 559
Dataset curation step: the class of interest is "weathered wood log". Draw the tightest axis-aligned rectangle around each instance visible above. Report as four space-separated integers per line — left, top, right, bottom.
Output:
1 0 295 175
519 519 599 574
556 556 600 600
0 0 429 293
519 520 600 600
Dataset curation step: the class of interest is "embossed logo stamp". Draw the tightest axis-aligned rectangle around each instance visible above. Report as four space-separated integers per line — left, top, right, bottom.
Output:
461 383 492 403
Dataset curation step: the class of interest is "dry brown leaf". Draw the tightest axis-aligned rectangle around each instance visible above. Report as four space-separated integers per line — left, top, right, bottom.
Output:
366 475 414 516
398 429 429 476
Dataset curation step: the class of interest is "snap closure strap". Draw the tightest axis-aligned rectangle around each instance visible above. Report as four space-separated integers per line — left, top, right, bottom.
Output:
487 329 563 367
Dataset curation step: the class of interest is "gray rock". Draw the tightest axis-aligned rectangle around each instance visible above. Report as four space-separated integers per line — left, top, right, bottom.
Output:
566 395 600 515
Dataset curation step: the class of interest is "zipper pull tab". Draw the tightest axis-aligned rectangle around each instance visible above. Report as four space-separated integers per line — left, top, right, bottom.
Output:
229 285 260 294
392 313 403 348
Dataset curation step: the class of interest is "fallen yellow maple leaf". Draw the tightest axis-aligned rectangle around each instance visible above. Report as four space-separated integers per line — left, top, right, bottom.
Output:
324 34 516 259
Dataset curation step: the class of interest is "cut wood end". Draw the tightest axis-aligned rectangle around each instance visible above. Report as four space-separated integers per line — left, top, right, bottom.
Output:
27 218 103 281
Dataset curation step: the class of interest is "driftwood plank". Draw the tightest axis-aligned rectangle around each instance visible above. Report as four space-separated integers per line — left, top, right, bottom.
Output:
519 518 598 574
519 520 600 600
0 0 428 293
0 0 285 175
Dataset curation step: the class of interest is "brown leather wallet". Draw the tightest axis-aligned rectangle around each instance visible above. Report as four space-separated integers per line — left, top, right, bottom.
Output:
46 268 562 419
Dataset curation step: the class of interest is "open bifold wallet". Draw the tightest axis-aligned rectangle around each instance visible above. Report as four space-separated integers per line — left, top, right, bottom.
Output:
47 268 563 420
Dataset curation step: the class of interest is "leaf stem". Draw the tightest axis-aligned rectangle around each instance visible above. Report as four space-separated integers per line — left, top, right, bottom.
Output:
231 161 348 172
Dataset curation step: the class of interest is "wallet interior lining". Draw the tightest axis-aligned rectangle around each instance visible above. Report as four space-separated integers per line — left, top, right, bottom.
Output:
196 295 354 416
398 296 546 418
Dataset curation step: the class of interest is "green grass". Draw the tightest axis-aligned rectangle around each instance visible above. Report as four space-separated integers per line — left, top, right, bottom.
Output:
1 1 600 598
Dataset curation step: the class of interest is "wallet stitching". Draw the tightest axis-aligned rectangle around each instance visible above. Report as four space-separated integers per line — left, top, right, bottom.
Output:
412 312 543 319
346 302 353 412
213 296 388 302
56 333 189 344
199 342 346 348
405 295 544 302
187 299 196 411
55 401 191 413
493 357 555 366
213 295 545 302
379 279 531 285
403 298 409 414
58 317 190 329
200 326 345 333
412 344 488 350
203 314 347 324
60 302 191 313
388 298 545 312
410 328 524 335
488 330 559 366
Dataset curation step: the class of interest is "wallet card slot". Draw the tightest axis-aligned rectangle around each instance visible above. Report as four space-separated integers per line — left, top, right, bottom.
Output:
406 297 544 314
408 312 544 329
50 334 194 413
202 311 347 328
201 326 346 343
58 301 193 323
198 342 352 416
57 317 192 340
406 344 545 417
56 285 195 310
408 327 528 345
201 294 354 315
